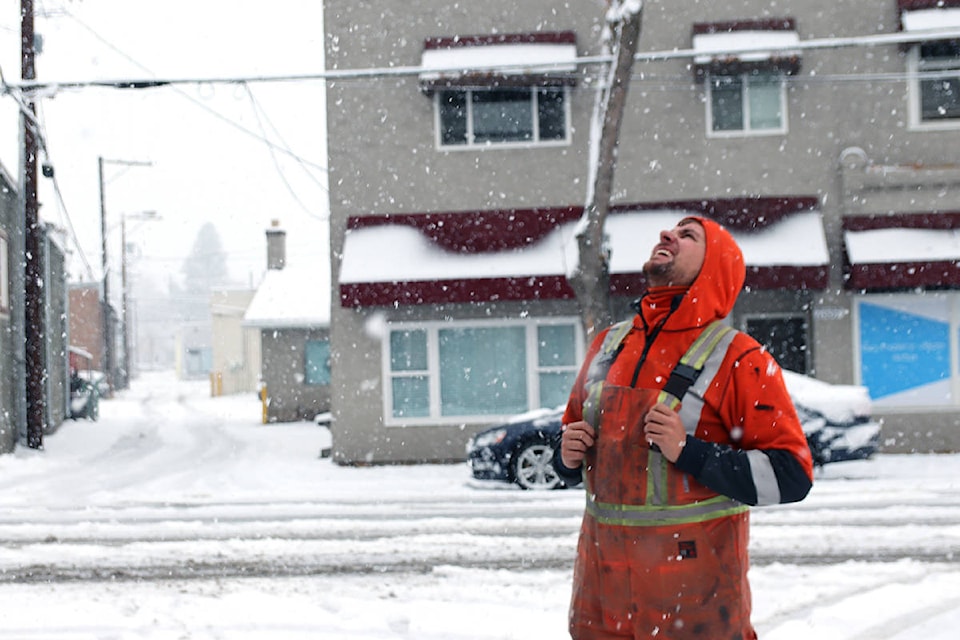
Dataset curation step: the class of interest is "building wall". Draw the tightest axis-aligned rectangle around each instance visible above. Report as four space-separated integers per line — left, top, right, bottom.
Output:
44 231 68 430
68 285 104 371
261 327 331 423
0 165 18 453
326 0 960 461
330 299 580 464
210 289 259 395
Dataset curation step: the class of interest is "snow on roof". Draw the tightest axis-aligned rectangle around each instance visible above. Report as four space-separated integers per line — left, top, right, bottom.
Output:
902 8 960 31
692 30 800 64
419 42 578 80
340 210 828 285
243 258 330 328
844 227 960 264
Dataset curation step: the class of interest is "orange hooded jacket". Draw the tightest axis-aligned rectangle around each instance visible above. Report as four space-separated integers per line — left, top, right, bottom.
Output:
557 216 813 639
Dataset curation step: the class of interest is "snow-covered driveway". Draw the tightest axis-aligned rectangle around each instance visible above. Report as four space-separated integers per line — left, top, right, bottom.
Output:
0 371 958 638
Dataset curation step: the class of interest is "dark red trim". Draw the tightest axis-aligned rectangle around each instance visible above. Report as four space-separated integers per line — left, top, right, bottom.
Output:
340 276 576 308
842 212 960 231
693 18 797 35
420 75 577 90
341 197 827 307
898 0 960 12
746 265 829 290
424 31 577 50
347 197 818 254
843 213 960 290
846 261 960 290
420 32 579 90
348 207 582 253
340 264 830 308
691 19 802 81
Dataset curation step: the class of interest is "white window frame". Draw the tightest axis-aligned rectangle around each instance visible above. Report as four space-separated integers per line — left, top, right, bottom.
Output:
705 72 788 138
907 43 960 131
382 316 583 426
433 86 571 150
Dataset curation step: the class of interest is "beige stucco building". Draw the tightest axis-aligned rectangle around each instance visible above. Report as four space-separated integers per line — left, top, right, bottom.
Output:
325 0 960 463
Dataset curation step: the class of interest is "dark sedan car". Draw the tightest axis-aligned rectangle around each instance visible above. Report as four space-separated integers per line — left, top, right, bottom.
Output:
466 371 882 490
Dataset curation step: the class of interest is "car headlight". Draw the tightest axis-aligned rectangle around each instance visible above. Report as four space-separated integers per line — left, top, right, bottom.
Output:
472 428 508 448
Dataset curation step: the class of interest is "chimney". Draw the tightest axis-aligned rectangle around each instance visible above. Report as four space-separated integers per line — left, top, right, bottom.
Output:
266 219 286 270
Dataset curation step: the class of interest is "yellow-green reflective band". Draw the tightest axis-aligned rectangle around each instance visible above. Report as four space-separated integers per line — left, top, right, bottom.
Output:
644 450 669 505
580 320 633 427
683 322 733 370
655 321 731 411
585 493 749 527
582 382 604 427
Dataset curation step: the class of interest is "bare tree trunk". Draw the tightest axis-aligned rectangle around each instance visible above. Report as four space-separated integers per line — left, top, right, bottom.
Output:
570 2 643 341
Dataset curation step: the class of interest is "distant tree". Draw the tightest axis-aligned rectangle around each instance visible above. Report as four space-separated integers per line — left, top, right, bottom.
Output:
177 223 231 321
569 0 643 341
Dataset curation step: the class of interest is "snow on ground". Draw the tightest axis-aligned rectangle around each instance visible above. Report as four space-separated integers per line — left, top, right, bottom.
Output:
0 371 958 639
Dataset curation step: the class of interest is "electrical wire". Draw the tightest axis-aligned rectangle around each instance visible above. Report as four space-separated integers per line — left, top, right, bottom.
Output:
38 105 95 280
241 82 329 221
48 6 328 174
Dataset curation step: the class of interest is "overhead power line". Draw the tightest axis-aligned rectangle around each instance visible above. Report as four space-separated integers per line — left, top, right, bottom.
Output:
5 25 960 93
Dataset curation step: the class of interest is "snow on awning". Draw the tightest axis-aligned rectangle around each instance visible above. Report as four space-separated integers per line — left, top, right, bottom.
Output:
691 19 802 81
339 205 829 308
843 213 960 290
899 1 960 31
419 32 578 91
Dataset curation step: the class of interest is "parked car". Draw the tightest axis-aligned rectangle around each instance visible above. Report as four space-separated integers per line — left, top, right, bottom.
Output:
466 371 882 490
69 369 102 421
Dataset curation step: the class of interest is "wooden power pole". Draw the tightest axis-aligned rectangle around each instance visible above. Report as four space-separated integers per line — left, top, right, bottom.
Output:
569 1 643 341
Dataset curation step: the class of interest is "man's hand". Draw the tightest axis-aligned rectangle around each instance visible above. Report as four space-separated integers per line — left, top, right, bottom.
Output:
560 420 596 469
643 402 688 462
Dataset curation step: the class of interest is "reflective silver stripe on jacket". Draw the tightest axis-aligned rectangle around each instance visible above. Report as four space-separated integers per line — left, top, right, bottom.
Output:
747 449 781 506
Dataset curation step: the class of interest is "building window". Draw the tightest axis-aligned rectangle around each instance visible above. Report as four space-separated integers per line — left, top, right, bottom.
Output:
745 314 809 374
909 40 960 128
707 72 787 135
536 324 579 408
304 339 331 386
0 232 8 316
436 88 569 147
385 318 582 425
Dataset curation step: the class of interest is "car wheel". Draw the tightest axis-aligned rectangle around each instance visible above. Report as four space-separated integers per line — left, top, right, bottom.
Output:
513 439 563 490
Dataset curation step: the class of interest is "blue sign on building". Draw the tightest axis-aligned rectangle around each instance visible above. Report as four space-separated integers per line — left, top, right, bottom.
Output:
859 301 950 405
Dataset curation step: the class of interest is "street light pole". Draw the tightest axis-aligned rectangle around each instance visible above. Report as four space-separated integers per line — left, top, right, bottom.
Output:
98 156 151 392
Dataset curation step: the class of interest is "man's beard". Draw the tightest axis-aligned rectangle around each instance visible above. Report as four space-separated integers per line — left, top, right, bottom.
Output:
643 260 672 285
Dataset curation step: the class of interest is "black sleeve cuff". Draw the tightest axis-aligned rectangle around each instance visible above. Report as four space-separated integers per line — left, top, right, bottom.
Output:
674 434 711 476
552 451 583 486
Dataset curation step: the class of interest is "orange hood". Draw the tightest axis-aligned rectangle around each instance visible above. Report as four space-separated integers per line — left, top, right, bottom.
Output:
643 216 745 332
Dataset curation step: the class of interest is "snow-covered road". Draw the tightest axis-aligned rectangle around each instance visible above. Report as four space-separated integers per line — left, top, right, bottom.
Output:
0 371 958 638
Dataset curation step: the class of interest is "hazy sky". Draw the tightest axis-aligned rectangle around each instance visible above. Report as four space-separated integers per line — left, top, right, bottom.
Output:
0 0 329 294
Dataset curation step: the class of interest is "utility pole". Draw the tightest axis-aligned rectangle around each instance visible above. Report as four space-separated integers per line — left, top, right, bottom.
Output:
99 157 151 392
21 0 45 449
569 1 644 341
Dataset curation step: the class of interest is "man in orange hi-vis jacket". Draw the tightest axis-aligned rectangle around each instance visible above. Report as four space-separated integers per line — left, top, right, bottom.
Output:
555 216 814 640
